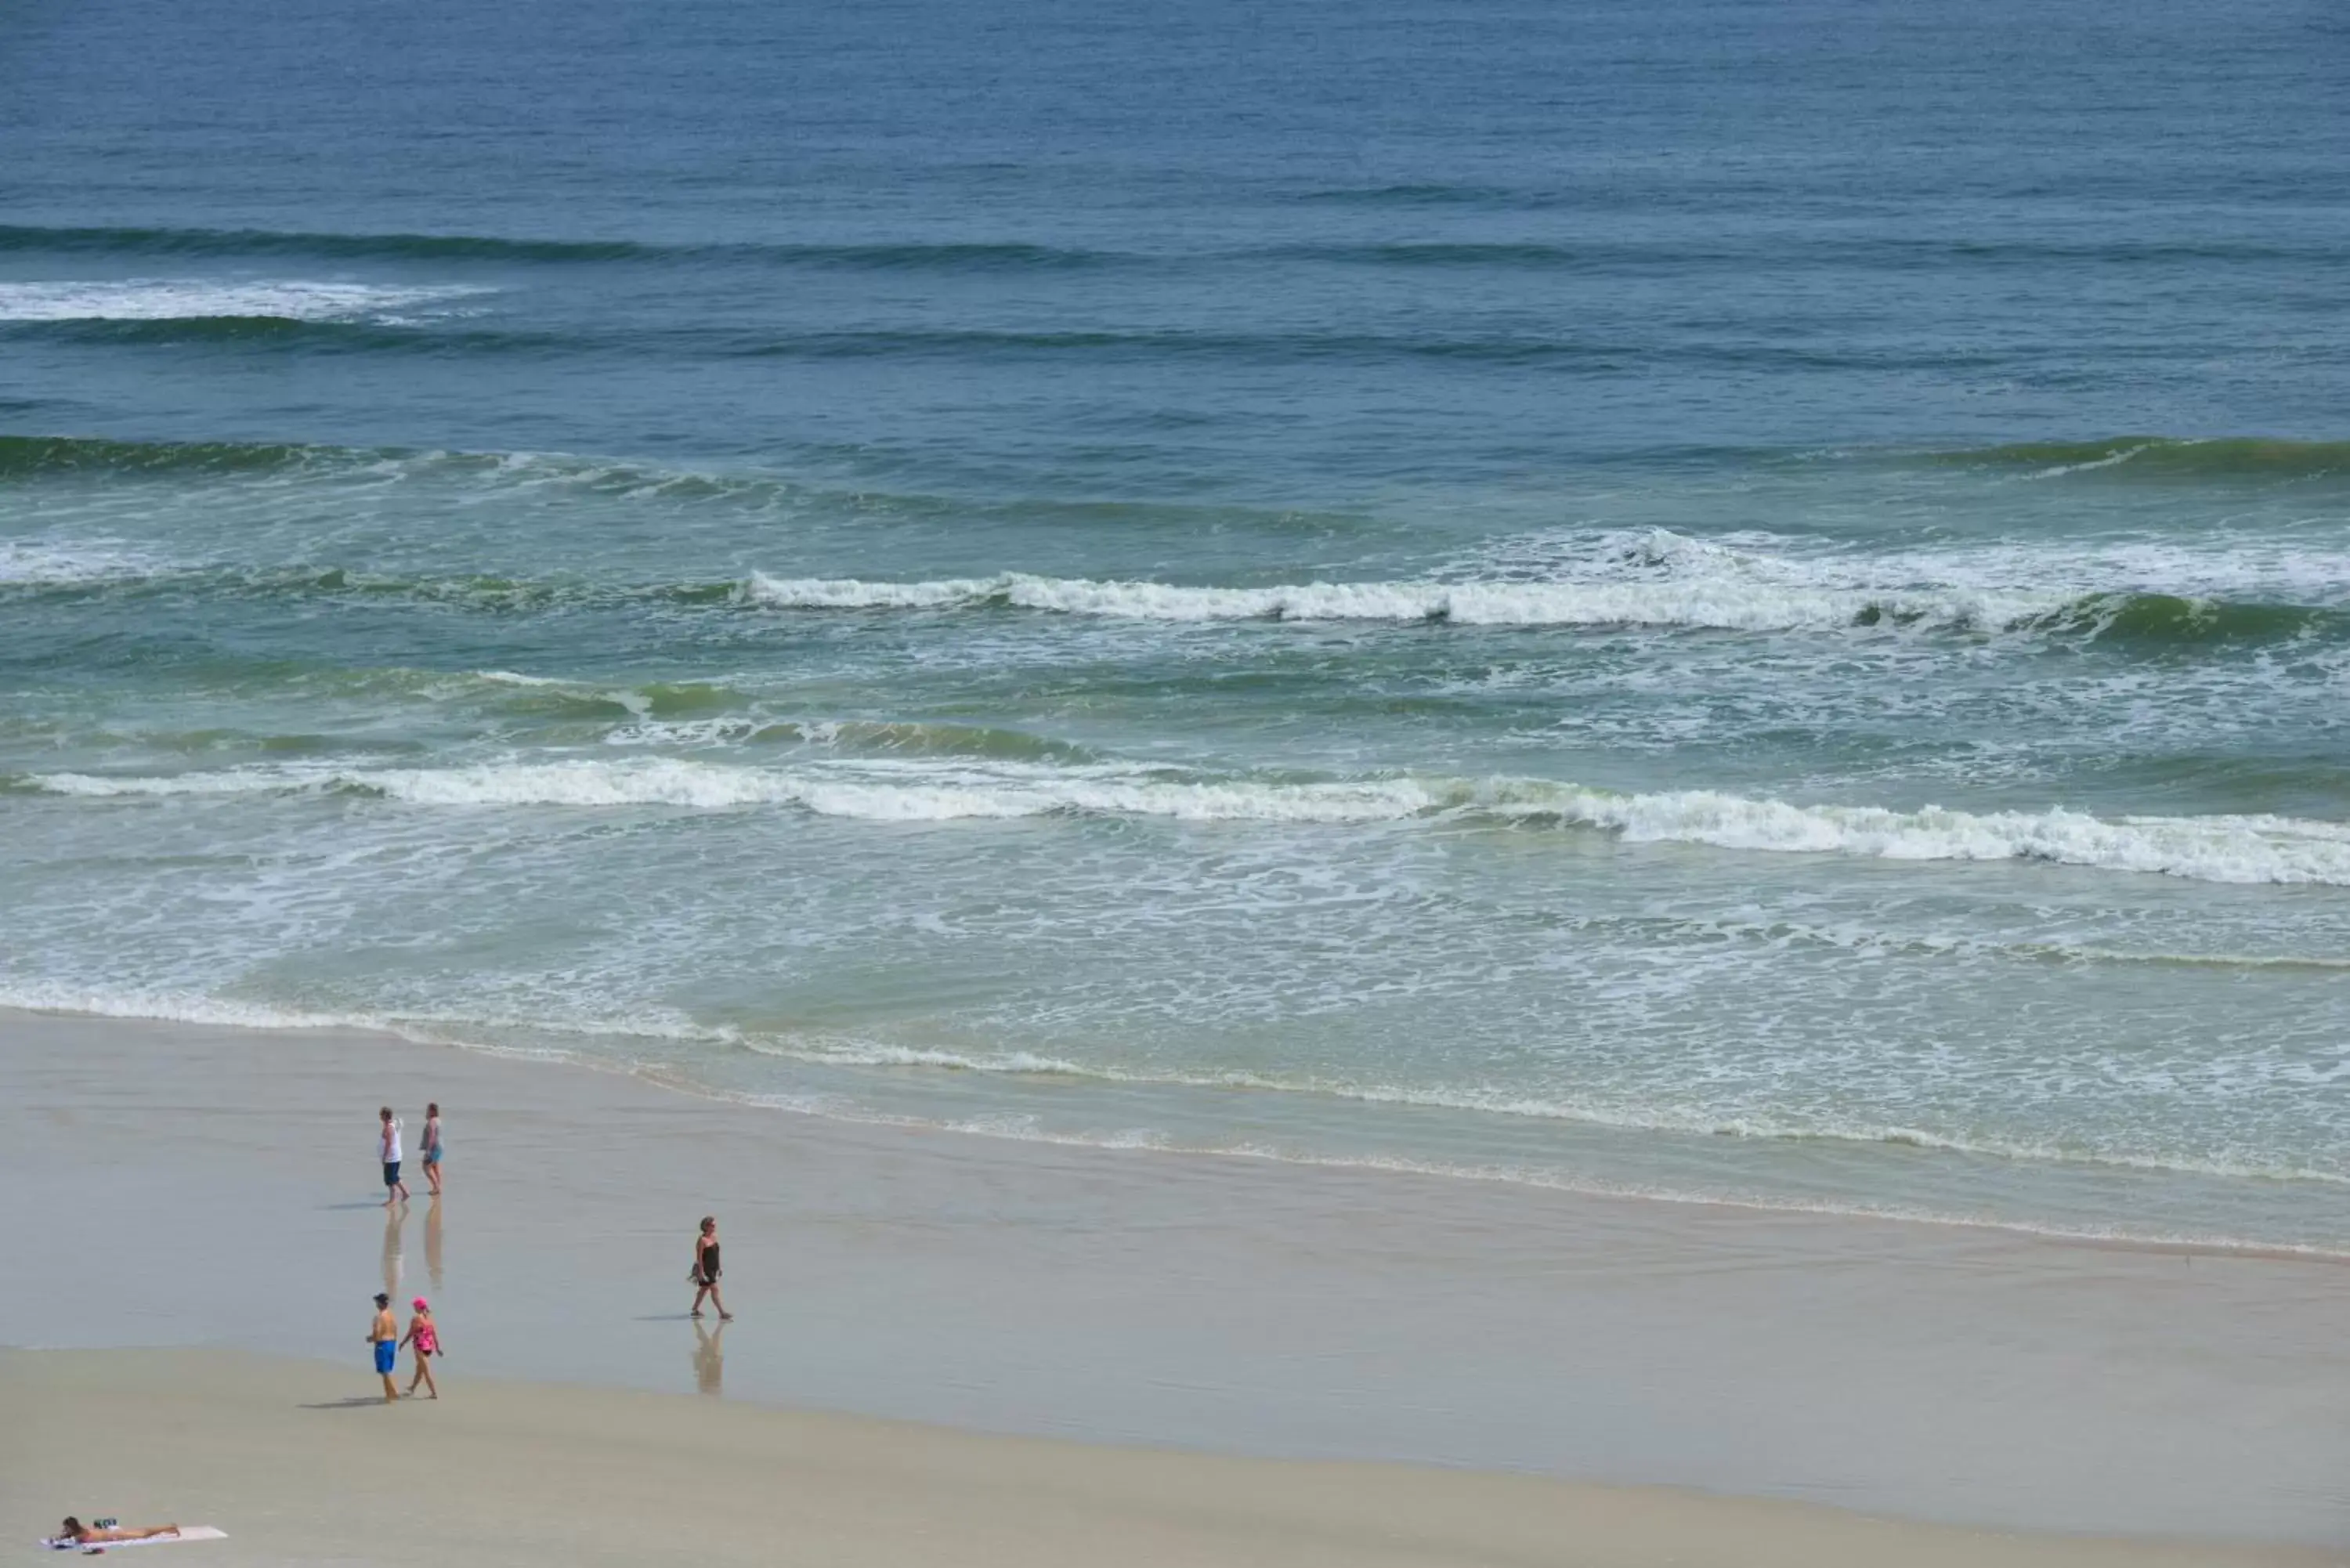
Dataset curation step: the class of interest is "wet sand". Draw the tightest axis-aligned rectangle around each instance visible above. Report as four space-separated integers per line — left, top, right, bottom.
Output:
2 1008 2346 1553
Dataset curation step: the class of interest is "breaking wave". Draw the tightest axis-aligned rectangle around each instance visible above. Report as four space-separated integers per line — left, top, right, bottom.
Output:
9 433 2349 649
7 548 2344 660
738 569 2052 630
739 570 2350 643
17 757 1442 823
0 279 492 323
20 758 2350 884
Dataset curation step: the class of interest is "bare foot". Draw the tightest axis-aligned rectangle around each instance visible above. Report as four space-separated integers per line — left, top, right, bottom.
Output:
719 1312 735 1321
690 1310 704 1318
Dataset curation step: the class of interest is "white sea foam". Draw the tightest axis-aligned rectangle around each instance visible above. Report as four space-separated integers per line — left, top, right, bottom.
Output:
738 568 2052 630
1871 539 2350 606
24 757 1434 822
1535 788 2350 885
0 539 163 584
0 979 721 1057
0 981 421 1037
1449 524 2350 628
23 757 2350 884
0 279 492 322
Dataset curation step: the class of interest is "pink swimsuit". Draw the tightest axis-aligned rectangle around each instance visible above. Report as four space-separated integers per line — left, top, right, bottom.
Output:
413 1321 437 1355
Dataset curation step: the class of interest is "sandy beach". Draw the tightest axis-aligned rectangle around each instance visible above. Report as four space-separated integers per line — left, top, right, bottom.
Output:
8 1346 2341 1568
12 0 2350 1559
3 1008 2347 1562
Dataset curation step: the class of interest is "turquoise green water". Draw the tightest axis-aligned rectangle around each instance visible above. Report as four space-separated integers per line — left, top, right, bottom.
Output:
4 0 2347 1250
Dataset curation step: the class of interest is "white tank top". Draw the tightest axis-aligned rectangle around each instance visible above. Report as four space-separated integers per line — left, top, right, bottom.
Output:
382 1119 403 1162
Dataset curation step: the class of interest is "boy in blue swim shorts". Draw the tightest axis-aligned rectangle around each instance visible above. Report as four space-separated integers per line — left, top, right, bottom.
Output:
369 1292 400 1402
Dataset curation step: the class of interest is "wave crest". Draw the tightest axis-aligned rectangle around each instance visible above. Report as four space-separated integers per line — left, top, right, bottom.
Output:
0 279 491 324
739 569 2044 632
0 222 1123 271
20 759 2350 884
739 570 2348 644
1932 436 2350 482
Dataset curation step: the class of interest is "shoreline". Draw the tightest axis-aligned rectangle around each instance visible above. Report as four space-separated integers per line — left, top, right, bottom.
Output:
11 990 2341 1263
3 1006 2346 1548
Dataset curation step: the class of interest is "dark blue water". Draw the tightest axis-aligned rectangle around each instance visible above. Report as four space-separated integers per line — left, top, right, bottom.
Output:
8 0 2347 470
4 0 2348 1248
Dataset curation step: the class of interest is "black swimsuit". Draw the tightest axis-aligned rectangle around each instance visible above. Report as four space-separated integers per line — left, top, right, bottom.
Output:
699 1241 721 1282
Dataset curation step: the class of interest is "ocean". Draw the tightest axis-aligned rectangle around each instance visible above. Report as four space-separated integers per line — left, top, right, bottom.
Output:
4 0 2346 1252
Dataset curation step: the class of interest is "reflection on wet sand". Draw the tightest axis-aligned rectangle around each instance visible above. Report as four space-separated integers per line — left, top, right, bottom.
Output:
692 1318 724 1397
425 1195 443 1291
381 1204 405 1297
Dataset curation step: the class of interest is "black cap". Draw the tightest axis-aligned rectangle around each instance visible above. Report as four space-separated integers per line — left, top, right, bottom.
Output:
374 1292 390 1306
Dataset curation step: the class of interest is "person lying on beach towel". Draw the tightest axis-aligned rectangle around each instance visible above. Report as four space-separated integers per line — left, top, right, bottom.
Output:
48 1519 180 1549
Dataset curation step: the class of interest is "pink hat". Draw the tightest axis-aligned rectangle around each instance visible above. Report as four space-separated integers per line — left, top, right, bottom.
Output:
411 1297 428 1310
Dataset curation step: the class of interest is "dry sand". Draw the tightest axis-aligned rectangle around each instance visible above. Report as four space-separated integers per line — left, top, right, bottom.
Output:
5 1347 2340 1568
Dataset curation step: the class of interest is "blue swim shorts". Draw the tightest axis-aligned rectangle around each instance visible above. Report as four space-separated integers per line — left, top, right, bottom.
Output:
374 1339 397 1375
382 1160 401 1187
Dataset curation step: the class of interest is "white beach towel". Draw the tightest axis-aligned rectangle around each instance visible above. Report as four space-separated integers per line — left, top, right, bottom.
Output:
38 1529 225 1553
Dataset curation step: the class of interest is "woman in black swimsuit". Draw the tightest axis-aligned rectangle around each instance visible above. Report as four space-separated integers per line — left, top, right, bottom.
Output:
689 1215 732 1321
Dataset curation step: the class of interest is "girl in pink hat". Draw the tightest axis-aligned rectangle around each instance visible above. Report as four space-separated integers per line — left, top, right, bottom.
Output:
400 1297 443 1400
